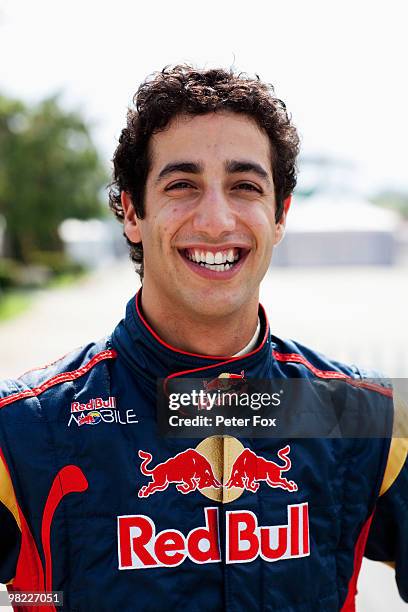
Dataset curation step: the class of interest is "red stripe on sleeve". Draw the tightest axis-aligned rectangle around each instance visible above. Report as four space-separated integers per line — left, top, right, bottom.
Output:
272 351 392 398
340 513 374 611
0 349 117 409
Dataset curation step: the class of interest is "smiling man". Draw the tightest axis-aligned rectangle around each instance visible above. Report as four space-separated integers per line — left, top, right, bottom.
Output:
0 66 407 611
120 111 289 356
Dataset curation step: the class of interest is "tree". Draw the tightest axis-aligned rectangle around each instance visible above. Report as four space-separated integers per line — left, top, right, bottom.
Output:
0 93 107 262
371 190 408 219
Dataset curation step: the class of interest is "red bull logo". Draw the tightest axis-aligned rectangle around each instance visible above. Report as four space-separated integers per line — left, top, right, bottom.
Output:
68 408 138 427
117 503 309 569
71 396 116 413
118 442 309 570
225 444 298 493
198 371 247 410
203 370 246 392
138 449 222 497
78 410 102 426
138 444 297 496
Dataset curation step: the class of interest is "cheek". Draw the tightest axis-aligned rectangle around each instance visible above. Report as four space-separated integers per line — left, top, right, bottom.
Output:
168 203 189 221
242 207 276 246
157 201 187 224
161 204 191 237
146 206 187 252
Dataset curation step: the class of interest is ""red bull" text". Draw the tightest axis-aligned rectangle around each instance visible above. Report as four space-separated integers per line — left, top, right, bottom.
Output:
71 396 116 413
117 504 309 569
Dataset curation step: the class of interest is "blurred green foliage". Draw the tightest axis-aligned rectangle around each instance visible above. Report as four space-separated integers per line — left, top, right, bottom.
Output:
0 258 20 290
30 250 85 277
0 290 31 322
371 191 408 219
0 93 107 263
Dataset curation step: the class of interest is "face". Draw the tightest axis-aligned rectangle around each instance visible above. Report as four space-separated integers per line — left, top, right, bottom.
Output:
122 112 290 320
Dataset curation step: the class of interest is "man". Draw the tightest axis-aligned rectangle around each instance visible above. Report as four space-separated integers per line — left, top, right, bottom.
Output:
0 65 407 611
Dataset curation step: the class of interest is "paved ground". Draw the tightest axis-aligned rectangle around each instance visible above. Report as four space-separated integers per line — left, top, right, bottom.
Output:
0 259 407 609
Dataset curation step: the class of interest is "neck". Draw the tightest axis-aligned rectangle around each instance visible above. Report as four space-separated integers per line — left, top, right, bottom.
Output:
139 286 260 357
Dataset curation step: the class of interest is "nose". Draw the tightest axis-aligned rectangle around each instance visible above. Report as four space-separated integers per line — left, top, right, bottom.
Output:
192 187 236 237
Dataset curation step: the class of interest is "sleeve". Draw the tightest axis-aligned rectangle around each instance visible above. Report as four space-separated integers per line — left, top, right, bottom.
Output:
0 383 22 584
364 387 408 602
0 448 22 584
0 500 21 583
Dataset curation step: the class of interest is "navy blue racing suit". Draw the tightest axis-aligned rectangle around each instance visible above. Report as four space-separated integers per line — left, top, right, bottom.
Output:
0 291 407 611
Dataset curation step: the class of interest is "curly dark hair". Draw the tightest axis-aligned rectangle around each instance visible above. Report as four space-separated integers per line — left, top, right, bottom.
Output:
109 65 300 279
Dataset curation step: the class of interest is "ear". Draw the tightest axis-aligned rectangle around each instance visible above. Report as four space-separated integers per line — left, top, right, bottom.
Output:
121 191 142 243
274 196 292 246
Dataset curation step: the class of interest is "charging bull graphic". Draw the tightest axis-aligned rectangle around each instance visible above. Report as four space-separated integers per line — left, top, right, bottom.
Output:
138 449 222 497
138 443 298 498
203 370 246 392
225 444 298 493
198 371 247 411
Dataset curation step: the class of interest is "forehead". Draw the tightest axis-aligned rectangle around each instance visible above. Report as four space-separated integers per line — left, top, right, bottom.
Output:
148 112 272 171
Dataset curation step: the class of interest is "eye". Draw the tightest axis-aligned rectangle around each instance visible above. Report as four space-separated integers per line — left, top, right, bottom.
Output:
233 182 262 193
165 181 196 191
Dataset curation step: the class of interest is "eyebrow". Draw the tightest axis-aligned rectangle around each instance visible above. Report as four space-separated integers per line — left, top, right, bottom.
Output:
225 159 271 185
156 161 203 183
155 158 272 186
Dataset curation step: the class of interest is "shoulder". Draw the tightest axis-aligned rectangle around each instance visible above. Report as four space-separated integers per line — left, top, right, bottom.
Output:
271 335 395 494
270 335 394 406
271 334 386 381
0 338 117 410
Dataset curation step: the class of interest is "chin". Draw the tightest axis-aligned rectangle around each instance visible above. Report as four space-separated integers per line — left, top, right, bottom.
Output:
182 289 249 319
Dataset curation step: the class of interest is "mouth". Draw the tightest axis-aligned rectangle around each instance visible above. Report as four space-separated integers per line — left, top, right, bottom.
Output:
178 247 250 278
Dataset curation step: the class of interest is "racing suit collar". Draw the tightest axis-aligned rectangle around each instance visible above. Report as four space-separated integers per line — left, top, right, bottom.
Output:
111 289 273 384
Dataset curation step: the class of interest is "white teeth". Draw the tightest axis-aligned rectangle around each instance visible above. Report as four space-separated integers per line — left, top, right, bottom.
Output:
199 262 231 272
227 249 235 263
185 247 242 268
